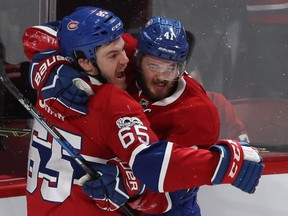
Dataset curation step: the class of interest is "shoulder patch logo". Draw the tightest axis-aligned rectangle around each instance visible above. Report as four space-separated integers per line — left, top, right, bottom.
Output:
116 117 143 129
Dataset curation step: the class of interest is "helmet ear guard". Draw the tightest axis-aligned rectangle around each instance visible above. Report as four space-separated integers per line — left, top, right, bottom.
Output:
73 50 89 62
185 30 196 62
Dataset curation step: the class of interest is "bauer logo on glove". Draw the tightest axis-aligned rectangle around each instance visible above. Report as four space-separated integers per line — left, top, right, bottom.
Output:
82 158 145 211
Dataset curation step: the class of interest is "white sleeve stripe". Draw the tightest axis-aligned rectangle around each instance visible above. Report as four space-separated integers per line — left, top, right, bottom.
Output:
30 62 38 89
164 192 172 212
129 143 150 168
158 141 173 192
33 25 57 36
211 148 224 182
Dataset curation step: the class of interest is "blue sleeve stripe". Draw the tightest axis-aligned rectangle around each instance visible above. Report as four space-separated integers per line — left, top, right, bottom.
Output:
130 140 170 192
129 143 150 168
210 145 231 184
211 146 225 184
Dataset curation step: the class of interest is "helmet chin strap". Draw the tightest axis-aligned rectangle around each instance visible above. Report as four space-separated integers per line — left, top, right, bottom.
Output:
89 59 107 84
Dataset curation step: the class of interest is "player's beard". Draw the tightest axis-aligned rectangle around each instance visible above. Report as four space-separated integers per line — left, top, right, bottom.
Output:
136 70 178 102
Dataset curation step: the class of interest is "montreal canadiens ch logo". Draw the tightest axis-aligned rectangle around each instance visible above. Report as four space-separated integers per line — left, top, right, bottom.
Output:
67 21 79 31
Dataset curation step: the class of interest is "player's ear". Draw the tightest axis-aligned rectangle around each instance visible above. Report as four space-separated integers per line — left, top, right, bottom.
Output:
78 58 92 71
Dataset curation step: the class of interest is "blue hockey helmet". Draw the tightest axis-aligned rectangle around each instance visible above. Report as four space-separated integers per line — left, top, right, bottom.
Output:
57 6 123 61
137 16 190 64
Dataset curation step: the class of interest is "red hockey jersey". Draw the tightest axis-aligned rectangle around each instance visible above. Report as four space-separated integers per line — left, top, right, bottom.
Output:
128 73 220 148
26 32 221 216
27 79 220 215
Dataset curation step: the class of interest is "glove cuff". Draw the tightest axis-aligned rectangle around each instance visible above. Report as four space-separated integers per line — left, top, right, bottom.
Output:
210 139 244 184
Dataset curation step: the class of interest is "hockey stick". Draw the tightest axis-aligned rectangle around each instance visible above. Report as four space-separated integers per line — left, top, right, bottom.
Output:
0 59 134 216
0 60 99 178
0 127 32 137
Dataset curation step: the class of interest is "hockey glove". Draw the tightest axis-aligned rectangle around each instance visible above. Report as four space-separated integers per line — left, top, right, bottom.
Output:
82 158 145 211
31 52 93 116
210 139 264 194
22 22 60 61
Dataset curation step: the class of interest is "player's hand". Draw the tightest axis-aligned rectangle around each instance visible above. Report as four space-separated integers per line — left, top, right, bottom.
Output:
23 22 60 61
210 139 264 194
82 158 145 211
41 68 92 116
31 52 93 116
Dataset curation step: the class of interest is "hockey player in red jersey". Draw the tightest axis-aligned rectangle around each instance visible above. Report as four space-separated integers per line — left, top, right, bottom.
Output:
128 16 220 147
124 16 220 215
24 7 264 216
